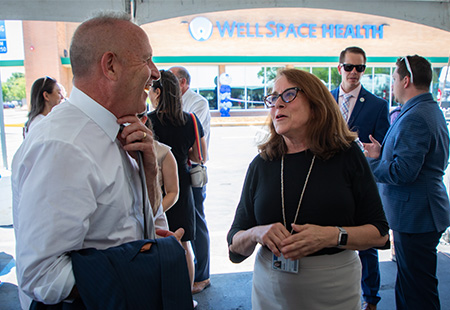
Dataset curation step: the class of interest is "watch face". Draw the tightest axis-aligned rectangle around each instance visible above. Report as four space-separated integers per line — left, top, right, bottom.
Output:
340 232 348 246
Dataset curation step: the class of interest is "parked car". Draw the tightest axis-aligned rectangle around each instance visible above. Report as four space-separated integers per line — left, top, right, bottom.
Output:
3 101 15 109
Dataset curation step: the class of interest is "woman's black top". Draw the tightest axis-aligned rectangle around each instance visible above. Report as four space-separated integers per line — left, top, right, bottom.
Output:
227 142 389 263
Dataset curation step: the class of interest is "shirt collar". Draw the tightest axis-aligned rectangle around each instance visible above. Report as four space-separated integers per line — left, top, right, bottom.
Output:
339 83 362 99
68 86 120 142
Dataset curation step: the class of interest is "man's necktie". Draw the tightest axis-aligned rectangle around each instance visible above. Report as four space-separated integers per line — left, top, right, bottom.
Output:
341 93 352 122
137 151 155 239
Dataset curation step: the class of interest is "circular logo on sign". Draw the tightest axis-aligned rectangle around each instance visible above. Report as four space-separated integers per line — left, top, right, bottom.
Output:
189 17 213 42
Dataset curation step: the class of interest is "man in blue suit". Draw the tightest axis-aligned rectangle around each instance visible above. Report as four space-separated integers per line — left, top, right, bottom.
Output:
331 46 390 310
365 55 450 310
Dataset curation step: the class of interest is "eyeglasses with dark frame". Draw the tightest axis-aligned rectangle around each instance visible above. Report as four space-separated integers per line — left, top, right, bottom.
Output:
400 56 414 83
340 64 366 73
264 87 301 108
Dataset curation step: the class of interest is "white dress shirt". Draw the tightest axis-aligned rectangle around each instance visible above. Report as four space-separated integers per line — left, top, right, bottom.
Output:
182 88 211 149
12 86 166 308
25 114 45 137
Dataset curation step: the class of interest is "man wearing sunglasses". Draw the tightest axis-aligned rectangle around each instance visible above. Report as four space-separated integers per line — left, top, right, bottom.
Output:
331 46 390 310
365 55 450 310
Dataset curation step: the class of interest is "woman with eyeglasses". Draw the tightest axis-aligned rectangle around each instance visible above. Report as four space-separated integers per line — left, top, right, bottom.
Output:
227 68 389 310
148 69 207 307
24 76 64 137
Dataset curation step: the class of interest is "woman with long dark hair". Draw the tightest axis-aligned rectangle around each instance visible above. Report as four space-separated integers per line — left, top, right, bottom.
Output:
24 76 63 137
148 69 207 304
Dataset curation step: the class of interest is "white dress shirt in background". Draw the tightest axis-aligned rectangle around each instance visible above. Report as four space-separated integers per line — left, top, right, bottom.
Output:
182 88 211 150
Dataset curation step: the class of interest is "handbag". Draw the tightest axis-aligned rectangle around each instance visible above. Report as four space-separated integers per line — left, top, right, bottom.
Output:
189 113 208 188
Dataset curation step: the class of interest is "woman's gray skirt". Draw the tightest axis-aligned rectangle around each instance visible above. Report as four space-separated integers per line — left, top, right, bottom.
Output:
252 247 362 310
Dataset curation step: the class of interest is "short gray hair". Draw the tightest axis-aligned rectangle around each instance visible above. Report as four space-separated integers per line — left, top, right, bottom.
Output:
70 11 132 78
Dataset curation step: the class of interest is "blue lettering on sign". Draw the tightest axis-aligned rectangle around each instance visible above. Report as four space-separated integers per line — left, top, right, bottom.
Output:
266 21 276 38
0 40 7 54
0 21 5 40
309 24 317 38
372 25 384 39
276 23 286 38
237 23 246 37
322 24 334 38
355 25 364 39
246 23 254 38
286 24 297 38
335 24 344 38
196 18 385 41
362 25 372 38
255 23 264 38
297 23 308 38
216 21 236 37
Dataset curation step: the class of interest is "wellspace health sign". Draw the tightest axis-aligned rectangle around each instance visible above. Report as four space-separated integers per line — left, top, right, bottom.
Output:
189 17 385 42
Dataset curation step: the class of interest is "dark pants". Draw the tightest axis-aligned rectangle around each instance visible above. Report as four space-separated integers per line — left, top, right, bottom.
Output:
359 248 381 305
393 230 443 310
191 186 210 282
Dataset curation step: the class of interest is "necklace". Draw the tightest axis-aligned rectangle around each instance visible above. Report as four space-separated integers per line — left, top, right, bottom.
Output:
281 154 316 234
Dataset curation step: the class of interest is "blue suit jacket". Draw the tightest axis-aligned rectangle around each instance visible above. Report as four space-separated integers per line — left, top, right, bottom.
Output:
331 86 390 143
368 93 450 233
71 237 193 310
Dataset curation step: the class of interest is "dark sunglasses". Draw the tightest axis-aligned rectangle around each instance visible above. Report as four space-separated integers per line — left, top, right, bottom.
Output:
264 87 301 108
341 64 366 73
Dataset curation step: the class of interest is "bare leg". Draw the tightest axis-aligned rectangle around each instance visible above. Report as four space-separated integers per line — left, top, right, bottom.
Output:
182 241 195 290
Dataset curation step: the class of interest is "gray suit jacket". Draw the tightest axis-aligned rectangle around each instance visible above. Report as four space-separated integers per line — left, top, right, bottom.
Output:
368 93 450 233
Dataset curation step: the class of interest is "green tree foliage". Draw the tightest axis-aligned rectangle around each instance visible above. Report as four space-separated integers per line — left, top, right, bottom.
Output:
2 72 26 103
257 67 281 85
257 66 342 91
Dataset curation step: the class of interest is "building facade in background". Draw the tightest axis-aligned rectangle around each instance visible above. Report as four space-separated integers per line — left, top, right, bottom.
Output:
6 8 450 114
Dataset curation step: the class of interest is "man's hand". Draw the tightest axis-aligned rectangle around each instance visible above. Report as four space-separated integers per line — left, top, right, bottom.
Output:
116 115 156 165
117 115 161 215
363 135 381 159
156 228 185 245
140 228 185 252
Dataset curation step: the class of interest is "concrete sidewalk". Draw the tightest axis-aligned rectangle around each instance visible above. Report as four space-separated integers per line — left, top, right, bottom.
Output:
1 125 450 309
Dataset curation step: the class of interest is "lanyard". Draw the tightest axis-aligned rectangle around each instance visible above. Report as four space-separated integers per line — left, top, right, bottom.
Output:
281 154 316 234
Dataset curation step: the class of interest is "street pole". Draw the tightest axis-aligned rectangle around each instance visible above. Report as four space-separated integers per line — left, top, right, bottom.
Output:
0 71 8 170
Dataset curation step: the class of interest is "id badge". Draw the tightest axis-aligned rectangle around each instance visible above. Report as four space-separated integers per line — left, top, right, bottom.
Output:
272 254 299 274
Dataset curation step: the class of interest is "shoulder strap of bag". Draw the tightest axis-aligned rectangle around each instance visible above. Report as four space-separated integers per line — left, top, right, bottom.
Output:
190 113 204 164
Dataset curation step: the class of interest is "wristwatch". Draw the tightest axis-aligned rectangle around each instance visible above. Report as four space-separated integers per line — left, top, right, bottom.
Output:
337 226 348 247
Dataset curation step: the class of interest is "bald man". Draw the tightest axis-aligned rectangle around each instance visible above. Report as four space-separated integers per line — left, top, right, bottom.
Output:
12 12 183 309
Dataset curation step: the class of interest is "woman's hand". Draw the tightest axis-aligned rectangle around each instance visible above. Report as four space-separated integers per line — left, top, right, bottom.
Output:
252 223 291 257
230 223 290 258
279 224 338 260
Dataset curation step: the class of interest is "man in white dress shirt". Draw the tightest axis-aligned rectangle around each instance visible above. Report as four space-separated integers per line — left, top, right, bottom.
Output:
12 12 182 309
169 66 212 294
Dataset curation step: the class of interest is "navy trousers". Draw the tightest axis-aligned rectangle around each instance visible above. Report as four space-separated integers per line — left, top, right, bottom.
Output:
359 248 381 305
393 230 443 310
191 186 210 282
